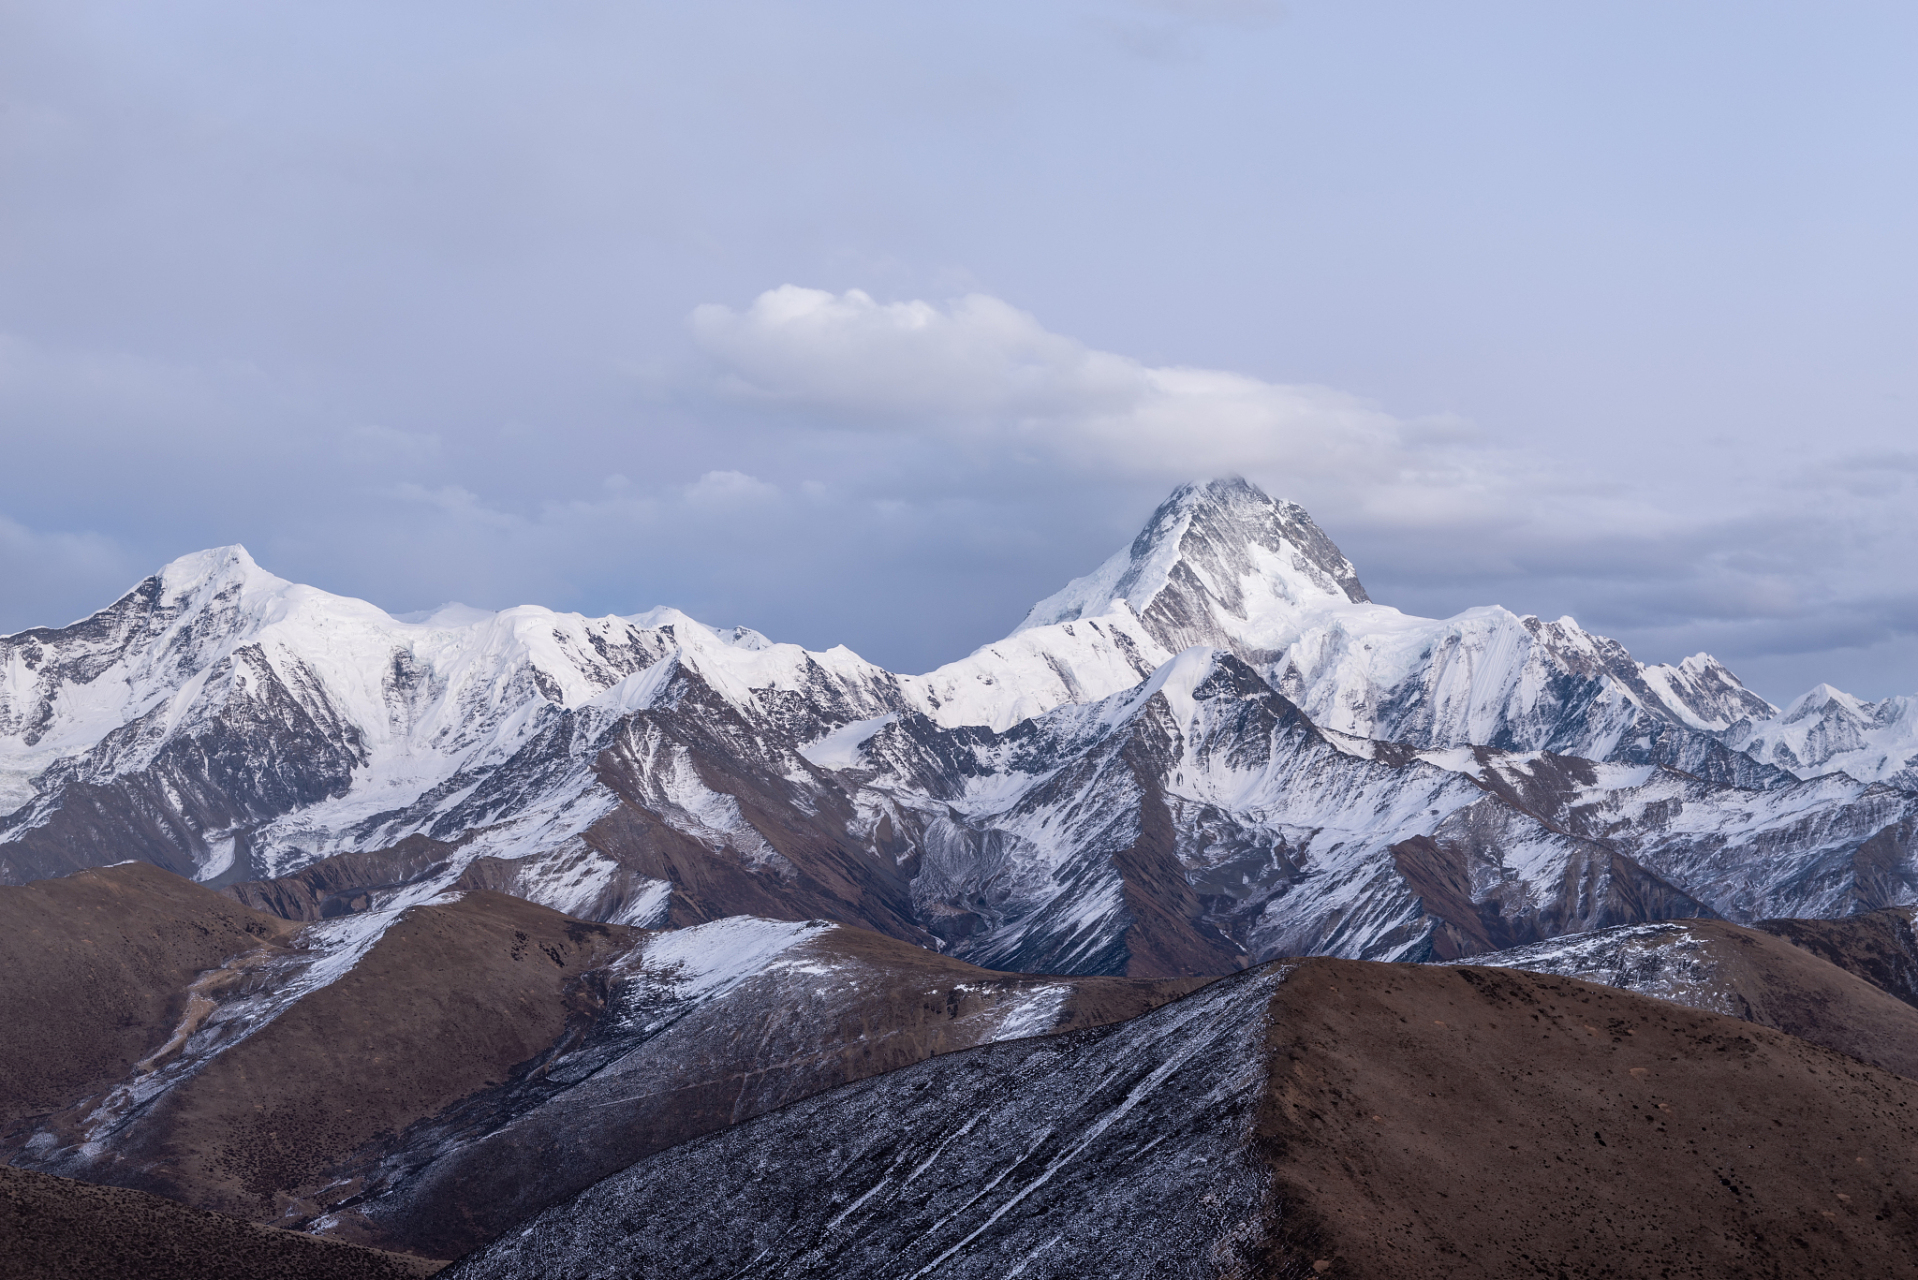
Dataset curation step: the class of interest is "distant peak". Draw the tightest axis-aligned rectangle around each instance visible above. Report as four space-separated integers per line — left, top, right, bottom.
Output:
392 602 496 628
1016 478 1368 648
1164 475 1266 507
1148 477 1309 532
1782 682 1867 722
155 545 288 605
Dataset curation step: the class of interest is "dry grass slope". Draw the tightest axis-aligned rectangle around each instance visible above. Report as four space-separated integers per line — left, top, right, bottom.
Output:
0 1165 441 1280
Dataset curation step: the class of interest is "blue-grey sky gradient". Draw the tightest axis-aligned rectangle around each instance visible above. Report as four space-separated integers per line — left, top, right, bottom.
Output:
2 1 1915 702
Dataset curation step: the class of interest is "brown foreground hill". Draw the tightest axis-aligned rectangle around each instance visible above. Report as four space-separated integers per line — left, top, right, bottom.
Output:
0 863 1197 1260
447 958 1918 1280
0 1164 440 1280
10 862 1918 1274
1755 906 1918 1008
1441 916 1918 1081
0 861 297 1133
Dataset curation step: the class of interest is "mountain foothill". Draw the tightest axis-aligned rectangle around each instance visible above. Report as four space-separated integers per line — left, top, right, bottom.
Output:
4 479 1916 1277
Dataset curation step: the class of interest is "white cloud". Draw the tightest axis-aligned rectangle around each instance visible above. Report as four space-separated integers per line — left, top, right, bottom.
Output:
683 469 780 508
690 285 1453 496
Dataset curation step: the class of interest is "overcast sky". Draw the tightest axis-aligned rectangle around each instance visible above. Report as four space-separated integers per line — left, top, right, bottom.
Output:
3 1 1915 702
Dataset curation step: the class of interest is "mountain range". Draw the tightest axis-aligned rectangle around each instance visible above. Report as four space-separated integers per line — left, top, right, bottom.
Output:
5 478 1914 974
7 477 1918 1274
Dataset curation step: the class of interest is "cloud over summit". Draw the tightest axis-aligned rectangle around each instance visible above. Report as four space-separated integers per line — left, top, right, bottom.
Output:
692 285 1423 489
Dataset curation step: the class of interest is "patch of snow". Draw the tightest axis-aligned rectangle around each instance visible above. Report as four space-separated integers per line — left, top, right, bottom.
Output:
616 878 674 929
801 715 898 769
625 916 836 1007
990 985 1072 1040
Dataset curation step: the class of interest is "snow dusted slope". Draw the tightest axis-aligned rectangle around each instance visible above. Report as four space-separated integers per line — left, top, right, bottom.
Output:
0 547 911 888
444 957 1918 1280
1372 745 1918 922
1721 684 1918 790
443 958 1285 1280
841 648 1715 972
0 863 1196 1260
326 917 1195 1257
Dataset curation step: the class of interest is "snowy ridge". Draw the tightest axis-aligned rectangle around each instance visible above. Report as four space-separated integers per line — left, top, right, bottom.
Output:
848 646 1713 969
0 548 905 883
904 605 1170 732
1721 684 1918 791
4 482 1915 980
1443 923 1744 1016
1399 744 1914 922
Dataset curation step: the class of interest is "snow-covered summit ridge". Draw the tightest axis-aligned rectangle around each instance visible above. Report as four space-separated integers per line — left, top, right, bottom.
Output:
154 544 289 608
1018 477 1368 645
0 545 914 869
1722 683 1918 790
1004 478 1776 758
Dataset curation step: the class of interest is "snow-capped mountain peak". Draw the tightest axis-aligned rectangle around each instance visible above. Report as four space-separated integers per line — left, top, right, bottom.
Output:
1002 480 1777 771
1782 683 1867 723
1720 682 1918 790
1017 477 1368 651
